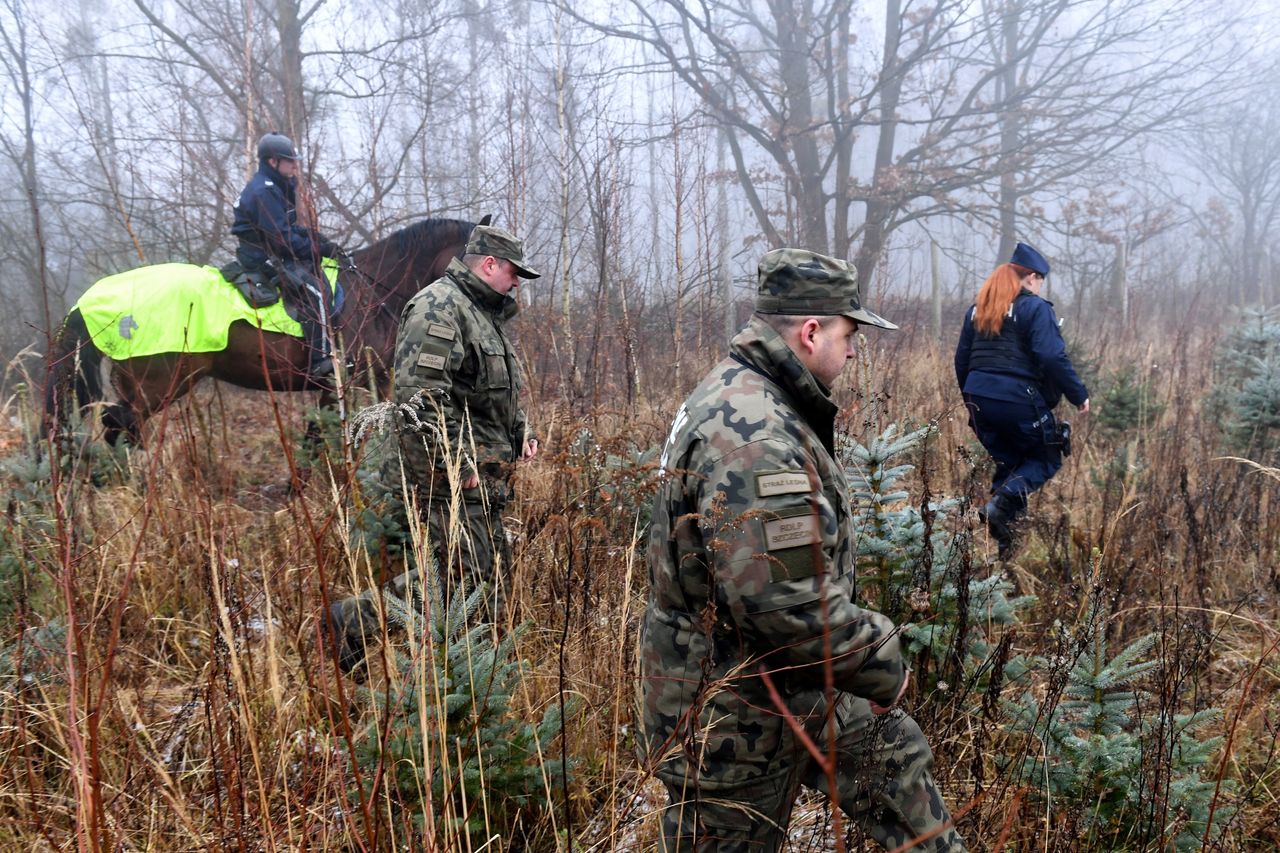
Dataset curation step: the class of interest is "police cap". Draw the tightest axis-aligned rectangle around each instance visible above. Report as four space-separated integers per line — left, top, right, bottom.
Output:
1010 242 1050 276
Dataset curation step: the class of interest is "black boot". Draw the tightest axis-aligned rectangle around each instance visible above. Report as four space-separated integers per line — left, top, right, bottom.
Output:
979 495 1018 559
298 314 334 383
324 601 368 680
308 354 335 381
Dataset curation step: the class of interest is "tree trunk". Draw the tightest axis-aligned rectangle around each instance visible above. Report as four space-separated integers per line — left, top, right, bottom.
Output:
671 95 685 382
997 2 1021 262
3 3 52 341
833 2 853 255
1111 241 1128 324
931 239 942 341
555 6 574 342
717 127 733 343
852 0 903 291
275 0 305 141
773 0 827 252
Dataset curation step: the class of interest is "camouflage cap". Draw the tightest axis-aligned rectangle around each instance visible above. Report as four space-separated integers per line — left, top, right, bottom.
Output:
465 225 540 279
755 248 897 330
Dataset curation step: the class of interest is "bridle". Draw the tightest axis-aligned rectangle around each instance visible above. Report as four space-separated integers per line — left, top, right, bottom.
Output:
334 220 472 334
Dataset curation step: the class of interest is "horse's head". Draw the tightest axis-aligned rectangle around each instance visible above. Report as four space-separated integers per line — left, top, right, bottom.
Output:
340 216 497 359
352 217 474 297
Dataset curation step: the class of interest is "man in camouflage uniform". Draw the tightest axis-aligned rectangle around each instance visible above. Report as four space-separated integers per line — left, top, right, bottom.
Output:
641 249 965 851
327 225 539 672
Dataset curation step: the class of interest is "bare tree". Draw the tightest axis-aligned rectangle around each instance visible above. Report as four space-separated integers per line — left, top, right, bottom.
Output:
127 0 469 242
0 0 54 343
978 0 1241 261
564 0 1242 291
1184 68 1280 306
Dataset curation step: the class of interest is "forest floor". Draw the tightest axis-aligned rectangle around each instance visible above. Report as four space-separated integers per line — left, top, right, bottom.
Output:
0 320 1278 851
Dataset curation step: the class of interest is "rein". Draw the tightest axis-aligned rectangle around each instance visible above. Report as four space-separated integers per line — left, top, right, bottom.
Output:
340 262 403 326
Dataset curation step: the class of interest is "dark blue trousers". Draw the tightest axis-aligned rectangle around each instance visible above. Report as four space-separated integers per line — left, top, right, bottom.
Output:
965 394 1062 514
236 244 332 365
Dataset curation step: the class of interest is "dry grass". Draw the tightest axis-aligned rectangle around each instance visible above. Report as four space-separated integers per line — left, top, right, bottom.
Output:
0 315 1277 851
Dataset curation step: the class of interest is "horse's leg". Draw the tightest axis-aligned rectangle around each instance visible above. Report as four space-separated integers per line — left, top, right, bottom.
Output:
102 402 140 447
287 384 341 494
110 354 214 446
44 310 104 461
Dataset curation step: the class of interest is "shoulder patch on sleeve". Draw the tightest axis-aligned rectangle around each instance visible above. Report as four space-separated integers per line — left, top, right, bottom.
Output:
763 511 821 551
426 323 457 341
755 470 812 497
417 352 447 371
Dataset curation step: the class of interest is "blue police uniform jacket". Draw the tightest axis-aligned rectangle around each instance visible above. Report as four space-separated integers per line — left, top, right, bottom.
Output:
231 161 338 269
954 290 1088 409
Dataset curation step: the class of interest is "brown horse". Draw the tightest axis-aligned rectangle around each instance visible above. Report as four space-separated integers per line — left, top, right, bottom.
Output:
45 215 489 445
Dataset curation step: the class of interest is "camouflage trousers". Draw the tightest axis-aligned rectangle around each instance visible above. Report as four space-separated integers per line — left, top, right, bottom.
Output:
657 694 965 852
330 496 513 653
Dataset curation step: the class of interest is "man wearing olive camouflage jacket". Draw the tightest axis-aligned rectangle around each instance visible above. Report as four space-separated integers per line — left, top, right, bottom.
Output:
641 248 965 851
327 225 539 673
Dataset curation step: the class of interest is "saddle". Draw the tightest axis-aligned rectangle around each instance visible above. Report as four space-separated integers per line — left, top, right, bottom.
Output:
219 260 283 308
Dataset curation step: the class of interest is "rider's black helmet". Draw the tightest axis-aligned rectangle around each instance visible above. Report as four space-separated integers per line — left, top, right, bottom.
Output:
257 132 299 162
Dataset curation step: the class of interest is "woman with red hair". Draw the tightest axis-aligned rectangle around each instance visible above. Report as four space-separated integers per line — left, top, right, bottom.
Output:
955 242 1090 557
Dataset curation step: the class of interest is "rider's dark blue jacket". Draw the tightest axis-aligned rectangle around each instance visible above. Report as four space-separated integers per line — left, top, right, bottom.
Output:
955 290 1088 409
231 160 339 269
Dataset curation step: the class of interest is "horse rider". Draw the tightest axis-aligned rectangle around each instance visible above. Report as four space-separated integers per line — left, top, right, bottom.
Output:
231 132 348 382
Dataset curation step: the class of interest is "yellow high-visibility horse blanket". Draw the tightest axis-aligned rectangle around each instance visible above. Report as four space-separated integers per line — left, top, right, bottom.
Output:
73 260 338 360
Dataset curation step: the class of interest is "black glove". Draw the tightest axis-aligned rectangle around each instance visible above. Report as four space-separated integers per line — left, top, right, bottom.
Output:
339 250 358 272
317 235 342 258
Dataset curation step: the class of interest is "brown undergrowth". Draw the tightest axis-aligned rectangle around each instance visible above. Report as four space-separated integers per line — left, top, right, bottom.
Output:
0 316 1276 851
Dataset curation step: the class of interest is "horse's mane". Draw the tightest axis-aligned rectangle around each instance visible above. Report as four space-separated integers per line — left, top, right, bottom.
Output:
383 217 475 258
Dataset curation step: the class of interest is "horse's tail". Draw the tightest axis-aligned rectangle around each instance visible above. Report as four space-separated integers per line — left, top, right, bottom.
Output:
43 307 104 441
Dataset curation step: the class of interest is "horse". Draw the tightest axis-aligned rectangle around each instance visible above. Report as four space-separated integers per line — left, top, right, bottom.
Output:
44 215 489 447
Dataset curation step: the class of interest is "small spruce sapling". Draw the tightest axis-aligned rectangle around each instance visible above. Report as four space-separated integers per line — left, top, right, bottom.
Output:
1004 583 1233 850
350 568 578 847
840 423 1034 690
1209 307 1280 459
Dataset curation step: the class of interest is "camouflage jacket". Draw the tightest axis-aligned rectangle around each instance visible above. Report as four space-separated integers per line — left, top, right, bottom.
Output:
392 258 528 500
641 316 907 789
